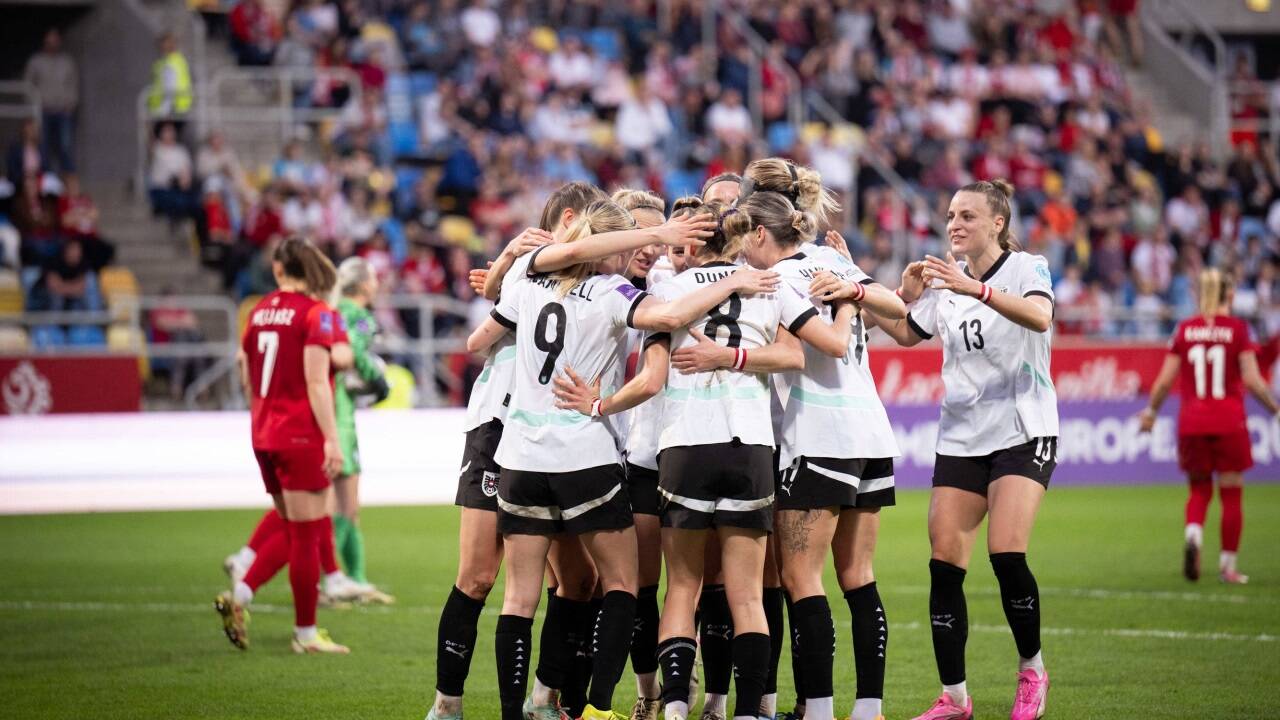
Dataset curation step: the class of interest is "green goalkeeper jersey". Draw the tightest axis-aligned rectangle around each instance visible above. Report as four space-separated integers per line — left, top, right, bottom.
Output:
336 298 382 475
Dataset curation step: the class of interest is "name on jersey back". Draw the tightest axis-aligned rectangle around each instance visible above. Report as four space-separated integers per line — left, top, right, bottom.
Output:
1184 325 1235 344
252 308 297 326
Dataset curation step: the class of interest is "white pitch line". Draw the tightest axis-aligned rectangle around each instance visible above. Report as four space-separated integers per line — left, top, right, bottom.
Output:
889 584 1272 605
1 600 1273 644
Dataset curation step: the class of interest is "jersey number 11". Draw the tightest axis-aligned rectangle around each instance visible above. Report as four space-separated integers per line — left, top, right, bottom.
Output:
1187 343 1226 399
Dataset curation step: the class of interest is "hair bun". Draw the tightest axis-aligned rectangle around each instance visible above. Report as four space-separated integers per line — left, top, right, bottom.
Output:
992 178 1015 199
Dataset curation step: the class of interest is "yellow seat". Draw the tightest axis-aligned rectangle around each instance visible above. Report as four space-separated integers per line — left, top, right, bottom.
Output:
0 288 22 314
439 215 477 246
0 325 28 352
100 267 140 298
108 324 150 380
0 268 18 291
238 295 263 337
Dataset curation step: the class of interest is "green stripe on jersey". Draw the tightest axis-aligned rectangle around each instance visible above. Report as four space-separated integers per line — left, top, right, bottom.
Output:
1020 361 1053 389
663 383 768 401
476 346 518 384
787 386 880 409
508 407 591 428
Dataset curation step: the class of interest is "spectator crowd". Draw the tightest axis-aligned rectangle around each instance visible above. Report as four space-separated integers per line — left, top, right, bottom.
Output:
7 0 1280 363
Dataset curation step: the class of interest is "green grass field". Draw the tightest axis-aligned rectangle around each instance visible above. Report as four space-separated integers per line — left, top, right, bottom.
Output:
3 484 1277 719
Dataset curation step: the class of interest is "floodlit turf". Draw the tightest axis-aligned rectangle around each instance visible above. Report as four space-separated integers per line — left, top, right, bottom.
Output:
2 484 1277 719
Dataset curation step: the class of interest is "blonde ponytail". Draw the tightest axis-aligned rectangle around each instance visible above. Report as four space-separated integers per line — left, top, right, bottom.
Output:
552 200 636 297
1198 268 1231 317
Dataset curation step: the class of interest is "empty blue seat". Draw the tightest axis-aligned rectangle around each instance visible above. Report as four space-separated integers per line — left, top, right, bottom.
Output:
381 218 408 264
67 325 105 346
388 122 422 157
767 122 797 153
664 168 702 200
586 28 621 62
30 325 66 349
409 71 437 100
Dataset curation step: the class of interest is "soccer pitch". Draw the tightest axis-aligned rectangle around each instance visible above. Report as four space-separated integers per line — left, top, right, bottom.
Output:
3 484 1276 719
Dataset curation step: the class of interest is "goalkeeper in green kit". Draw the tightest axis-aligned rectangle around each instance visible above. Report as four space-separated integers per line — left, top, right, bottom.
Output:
330 257 394 604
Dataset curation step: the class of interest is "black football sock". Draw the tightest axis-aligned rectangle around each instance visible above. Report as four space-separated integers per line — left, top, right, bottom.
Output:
784 591 806 711
436 585 486 696
561 596 600 717
534 594 578 692
495 614 533 720
657 636 697 706
698 584 734 695
791 595 835 702
731 632 771 718
587 590 638 711
929 559 968 686
630 585 661 677
763 587 785 696
990 552 1042 661
844 582 887 700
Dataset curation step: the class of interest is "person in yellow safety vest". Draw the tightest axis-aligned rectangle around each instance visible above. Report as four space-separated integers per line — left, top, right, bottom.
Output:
148 33 192 117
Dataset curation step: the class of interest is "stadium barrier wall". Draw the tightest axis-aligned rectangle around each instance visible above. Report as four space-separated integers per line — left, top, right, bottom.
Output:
3 344 1276 514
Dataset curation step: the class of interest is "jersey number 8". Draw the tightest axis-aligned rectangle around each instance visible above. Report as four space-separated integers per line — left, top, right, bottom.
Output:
534 302 567 385
704 294 742 348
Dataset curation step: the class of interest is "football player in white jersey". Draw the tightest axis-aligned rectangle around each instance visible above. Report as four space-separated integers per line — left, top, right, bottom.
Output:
429 182 603 720
878 181 1058 720
679 190 909 720
655 199 859 720
607 188 671 720
466 199 780 720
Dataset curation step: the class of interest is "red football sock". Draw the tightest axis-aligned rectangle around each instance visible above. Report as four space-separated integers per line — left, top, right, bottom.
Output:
242 528 289 592
1184 476 1212 529
1219 485 1243 553
288 518 325 627
246 509 286 552
319 515 339 575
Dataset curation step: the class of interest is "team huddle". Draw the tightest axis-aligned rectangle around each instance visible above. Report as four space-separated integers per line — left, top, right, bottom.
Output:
215 155 1072 720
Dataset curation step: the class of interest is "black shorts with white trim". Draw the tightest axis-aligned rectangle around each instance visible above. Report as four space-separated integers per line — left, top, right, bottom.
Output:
658 441 775 531
933 437 1057 497
625 462 661 516
497 463 634 535
456 418 504 511
776 456 896 511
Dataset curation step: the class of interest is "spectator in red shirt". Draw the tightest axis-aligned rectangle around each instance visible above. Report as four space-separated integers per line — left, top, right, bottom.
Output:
229 0 280 66
57 173 115 270
400 236 448 296
244 187 285 248
148 285 207 399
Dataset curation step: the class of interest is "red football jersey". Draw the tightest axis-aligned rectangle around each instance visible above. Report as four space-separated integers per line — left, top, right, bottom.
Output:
242 290 339 450
1168 315 1255 436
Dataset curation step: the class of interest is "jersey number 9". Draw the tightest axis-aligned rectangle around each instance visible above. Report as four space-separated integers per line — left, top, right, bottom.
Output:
534 302 567 385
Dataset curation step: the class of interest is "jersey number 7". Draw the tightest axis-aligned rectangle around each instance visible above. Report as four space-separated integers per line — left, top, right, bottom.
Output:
257 331 279 398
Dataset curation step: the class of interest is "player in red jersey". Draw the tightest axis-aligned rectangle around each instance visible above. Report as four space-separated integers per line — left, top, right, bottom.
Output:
214 238 351 653
1140 268 1280 584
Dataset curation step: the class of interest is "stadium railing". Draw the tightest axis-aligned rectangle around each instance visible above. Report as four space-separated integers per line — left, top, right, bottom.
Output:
0 80 41 122
1140 0 1229 156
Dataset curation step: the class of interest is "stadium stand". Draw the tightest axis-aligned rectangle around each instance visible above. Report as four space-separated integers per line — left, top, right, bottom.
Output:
3 0 1280 401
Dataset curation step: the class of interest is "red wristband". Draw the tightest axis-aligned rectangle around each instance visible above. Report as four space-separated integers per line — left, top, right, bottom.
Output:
979 283 992 304
590 398 603 417
851 282 866 302
895 287 905 299
732 347 747 371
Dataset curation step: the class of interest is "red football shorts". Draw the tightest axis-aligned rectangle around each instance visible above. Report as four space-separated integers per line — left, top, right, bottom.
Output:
1177 432 1253 474
254 447 330 494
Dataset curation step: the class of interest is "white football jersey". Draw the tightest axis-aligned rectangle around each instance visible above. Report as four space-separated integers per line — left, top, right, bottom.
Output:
772 251 900 469
492 264 649 472
654 262 816 451
622 266 677 470
463 253 535 432
907 251 1059 456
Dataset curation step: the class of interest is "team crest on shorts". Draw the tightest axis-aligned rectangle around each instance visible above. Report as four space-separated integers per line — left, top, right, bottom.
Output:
482 471 499 497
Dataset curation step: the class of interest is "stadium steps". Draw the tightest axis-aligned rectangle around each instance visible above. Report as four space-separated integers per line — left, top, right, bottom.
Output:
1123 67 1202 150
93 185 221 296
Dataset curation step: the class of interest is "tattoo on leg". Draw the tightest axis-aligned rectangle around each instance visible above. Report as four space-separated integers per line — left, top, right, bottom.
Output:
778 510 822 555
